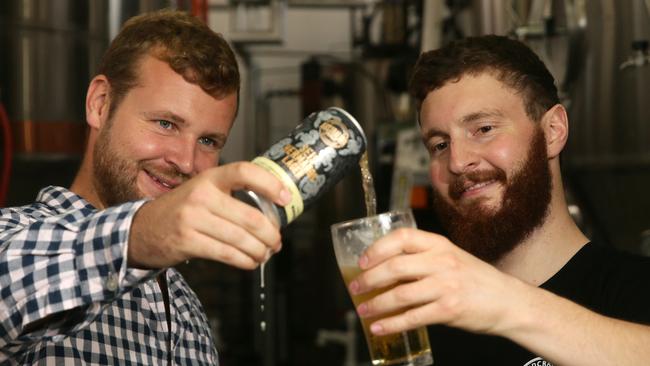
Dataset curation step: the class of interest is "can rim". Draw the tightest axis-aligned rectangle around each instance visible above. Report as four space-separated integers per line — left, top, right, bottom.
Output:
327 106 367 147
239 190 282 228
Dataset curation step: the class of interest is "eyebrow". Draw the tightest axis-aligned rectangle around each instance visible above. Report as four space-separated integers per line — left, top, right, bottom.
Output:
460 109 504 124
421 108 504 143
144 110 186 125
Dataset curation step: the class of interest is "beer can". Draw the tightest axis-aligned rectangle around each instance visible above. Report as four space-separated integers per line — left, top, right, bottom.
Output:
239 107 367 227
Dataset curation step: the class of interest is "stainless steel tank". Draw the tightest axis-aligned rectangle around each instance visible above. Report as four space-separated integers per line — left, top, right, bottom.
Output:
561 0 650 253
0 0 171 155
566 0 650 160
0 0 170 205
0 0 109 154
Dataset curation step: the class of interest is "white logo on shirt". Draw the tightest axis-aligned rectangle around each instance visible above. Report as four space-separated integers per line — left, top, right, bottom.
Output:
523 357 554 366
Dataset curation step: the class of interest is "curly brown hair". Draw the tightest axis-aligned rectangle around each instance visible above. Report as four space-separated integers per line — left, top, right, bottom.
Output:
408 35 559 122
98 9 240 118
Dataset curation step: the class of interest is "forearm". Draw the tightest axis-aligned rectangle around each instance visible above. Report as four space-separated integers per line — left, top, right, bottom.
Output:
503 283 650 366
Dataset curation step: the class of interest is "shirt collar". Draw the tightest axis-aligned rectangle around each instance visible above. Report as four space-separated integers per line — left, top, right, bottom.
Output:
36 186 96 213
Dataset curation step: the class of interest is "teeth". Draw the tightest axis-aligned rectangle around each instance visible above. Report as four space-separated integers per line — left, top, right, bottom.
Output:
151 174 173 188
466 180 493 192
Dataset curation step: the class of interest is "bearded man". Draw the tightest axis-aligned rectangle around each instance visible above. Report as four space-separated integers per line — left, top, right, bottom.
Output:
0 10 289 364
347 35 650 365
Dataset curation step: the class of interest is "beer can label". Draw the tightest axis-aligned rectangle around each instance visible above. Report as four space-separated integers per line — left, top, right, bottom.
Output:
253 107 366 226
251 156 304 223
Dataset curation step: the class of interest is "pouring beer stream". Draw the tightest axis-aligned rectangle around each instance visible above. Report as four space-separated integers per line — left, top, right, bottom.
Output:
234 107 368 333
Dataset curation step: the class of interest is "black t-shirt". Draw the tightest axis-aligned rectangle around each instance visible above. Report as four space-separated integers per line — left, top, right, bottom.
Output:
428 242 650 365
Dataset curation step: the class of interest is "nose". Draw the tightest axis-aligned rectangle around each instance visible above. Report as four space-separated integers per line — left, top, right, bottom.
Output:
165 138 196 176
448 140 479 175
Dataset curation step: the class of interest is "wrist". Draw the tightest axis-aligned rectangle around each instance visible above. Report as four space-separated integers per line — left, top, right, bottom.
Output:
127 201 155 269
491 277 542 338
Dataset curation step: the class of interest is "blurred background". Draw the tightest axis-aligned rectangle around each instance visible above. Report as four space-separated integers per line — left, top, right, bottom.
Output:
1 0 649 365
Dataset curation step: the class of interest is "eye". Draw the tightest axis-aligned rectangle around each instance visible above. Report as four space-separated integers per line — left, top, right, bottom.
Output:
198 136 216 148
477 125 493 134
434 141 448 151
157 120 174 130
428 140 448 155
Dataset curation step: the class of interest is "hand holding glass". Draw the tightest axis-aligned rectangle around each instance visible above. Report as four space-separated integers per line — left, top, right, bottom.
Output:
331 210 433 366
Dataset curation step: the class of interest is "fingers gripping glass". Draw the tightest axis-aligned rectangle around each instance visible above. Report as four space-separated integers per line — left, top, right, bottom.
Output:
331 210 433 366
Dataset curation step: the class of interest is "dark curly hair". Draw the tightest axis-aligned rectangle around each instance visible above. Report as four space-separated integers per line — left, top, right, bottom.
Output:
409 35 559 122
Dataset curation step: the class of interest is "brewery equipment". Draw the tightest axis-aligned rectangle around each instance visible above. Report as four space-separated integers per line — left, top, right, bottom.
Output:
561 0 650 253
0 0 170 205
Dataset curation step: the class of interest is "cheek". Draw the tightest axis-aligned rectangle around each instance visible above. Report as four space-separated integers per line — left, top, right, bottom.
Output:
130 139 161 160
118 132 168 163
428 161 449 192
195 151 219 172
486 140 522 176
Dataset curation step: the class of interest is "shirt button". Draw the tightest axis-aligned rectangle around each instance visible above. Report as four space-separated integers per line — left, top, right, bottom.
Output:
106 273 119 292
52 335 64 342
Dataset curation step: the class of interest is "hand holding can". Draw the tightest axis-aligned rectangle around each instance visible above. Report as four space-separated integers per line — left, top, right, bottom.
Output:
238 107 366 227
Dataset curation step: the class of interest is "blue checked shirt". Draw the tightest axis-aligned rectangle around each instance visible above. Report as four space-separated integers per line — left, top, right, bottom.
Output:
0 186 219 365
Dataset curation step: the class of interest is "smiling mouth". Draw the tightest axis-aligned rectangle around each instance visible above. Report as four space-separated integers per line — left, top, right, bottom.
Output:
145 170 179 189
462 179 497 194
450 179 500 202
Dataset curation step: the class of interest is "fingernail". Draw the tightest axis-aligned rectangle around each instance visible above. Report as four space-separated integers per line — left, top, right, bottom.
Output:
348 280 359 295
357 303 368 316
370 323 384 334
279 189 292 205
358 255 368 269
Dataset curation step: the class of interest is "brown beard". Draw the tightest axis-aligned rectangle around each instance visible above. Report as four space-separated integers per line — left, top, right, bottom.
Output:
431 127 552 263
92 119 142 207
92 118 190 207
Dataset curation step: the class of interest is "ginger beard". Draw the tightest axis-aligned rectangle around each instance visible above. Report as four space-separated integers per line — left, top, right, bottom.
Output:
431 127 552 263
93 117 187 207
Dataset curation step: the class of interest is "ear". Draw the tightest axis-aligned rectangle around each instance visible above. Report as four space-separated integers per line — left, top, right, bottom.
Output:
541 104 568 159
86 75 111 130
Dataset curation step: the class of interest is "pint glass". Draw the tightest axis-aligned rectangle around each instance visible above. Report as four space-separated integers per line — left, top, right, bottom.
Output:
331 210 433 366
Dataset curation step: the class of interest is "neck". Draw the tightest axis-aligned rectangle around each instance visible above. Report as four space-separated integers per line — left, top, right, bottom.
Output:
69 139 104 209
494 175 589 286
